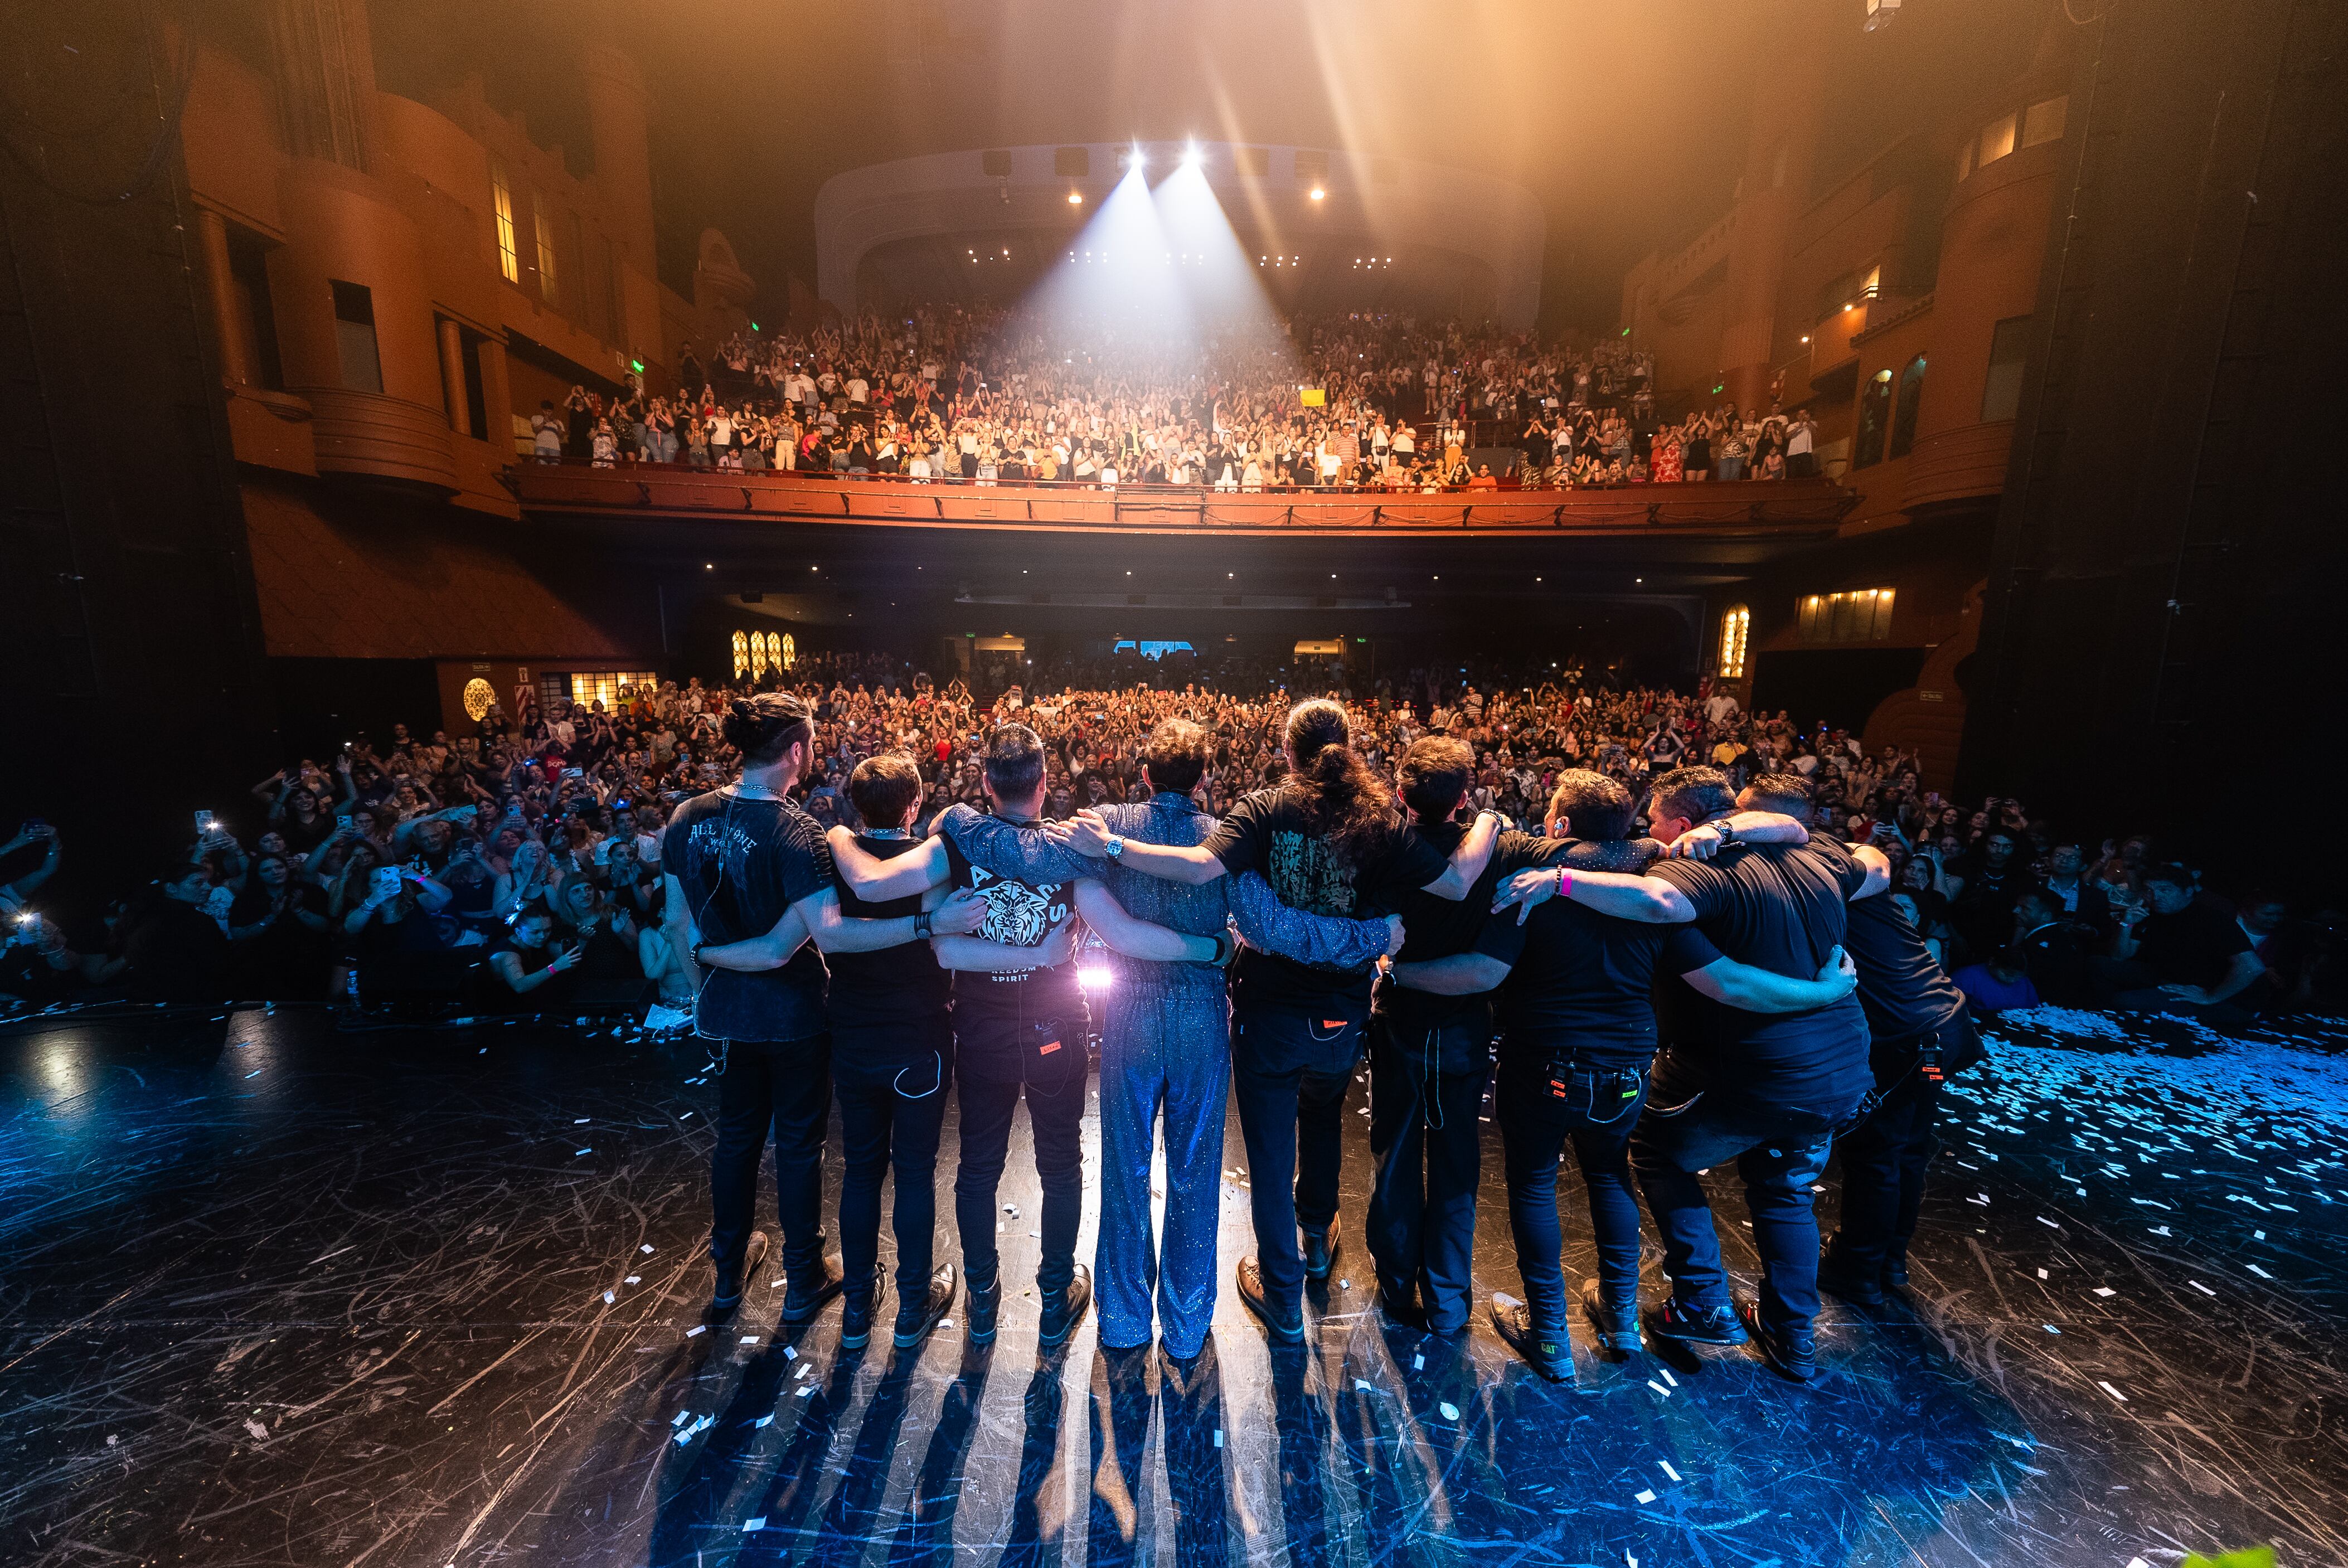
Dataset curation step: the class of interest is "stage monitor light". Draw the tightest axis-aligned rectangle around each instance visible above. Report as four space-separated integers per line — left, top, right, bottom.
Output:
1308 186 1326 201
1181 143 1202 169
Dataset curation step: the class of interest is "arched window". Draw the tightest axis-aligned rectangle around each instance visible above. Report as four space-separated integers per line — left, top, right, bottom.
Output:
1889 355 1927 458
748 632 769 678
780 633 797 672
731 631 749 679
1719 605 1750 679
1854 368 1894 469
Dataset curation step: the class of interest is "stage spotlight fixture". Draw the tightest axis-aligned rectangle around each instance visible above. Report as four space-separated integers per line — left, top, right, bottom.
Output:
1181 143 1202 169
1309 186 1326 201
1068 190 1083 205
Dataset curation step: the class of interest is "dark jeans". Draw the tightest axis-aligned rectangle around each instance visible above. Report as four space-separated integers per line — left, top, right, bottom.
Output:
1231 1008 1362 1315
953 1007 1087 1294
1364 1007 1492 1331
709 1031 832 1283
1828 1069 1938 1279
1495 1043 1648 1328
1630 1059 1860 1337
833 1021 953 1300
1831 1011 1977 1275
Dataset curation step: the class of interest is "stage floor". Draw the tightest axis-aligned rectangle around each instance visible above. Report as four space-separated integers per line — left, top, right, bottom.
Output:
3 1004 2344 1567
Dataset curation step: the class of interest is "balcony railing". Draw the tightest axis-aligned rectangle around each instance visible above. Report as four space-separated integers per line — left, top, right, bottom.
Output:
511 460 1858 537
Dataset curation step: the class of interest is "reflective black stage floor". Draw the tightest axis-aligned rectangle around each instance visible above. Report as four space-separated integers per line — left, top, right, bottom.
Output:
4 1006 2345 1567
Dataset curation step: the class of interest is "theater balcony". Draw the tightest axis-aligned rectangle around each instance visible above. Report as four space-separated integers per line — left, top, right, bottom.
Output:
510 468 1859 542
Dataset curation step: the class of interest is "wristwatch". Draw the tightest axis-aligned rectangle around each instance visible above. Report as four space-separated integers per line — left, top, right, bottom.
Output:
690 940 707 967
1104 833 1126 860
1710 818 1738 846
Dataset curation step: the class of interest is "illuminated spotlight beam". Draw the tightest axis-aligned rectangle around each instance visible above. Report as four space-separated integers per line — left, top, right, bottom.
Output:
1022 162 1189 335
1147 158 1289 349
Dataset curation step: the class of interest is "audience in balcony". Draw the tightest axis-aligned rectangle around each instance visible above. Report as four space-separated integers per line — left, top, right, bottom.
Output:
522 304 1832 493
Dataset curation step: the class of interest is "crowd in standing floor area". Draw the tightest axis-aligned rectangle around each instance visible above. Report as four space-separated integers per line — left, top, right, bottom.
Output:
1 647 2324 1023
526 305 1821 492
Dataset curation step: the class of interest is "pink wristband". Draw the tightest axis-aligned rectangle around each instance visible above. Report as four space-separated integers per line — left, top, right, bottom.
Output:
1556 868 1573 897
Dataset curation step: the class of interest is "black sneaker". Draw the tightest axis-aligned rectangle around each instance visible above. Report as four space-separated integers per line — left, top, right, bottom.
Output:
1738 1297 1817 1382
966 1271 1001 1344
1038 1264 1094 1349
1817 1250 1886 1308
840 1271 888 1350
1301 1216 1341 1282
778 1256 846 1326
1648 1294 1748 1347
1580 1280 1643 1355
1235 1256 1304 1343
710 1231 770 1316
1491 1297 1574 1383
893 1264 957 1350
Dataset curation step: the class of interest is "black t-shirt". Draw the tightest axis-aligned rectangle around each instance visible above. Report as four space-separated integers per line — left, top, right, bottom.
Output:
662 789 832 1042
1375 823 1549 1027
2135 897 2253 988
942 822 1083 1024
1648 841 1870 1110
1202 784 1449 1017
1807 838 1963 1040
827 833 952 1041
1476 890 1665 1067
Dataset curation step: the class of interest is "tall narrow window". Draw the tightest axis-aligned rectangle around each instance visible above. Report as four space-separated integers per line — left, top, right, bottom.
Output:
329 280 382 394
534 205 560 308
1979 112 2016 168
1854 368 1893 469
1982 315 2032 421
491 158 519 282
1719 606 1749 678
731 631 750 679
1889 355 1927 458
780 633 796 671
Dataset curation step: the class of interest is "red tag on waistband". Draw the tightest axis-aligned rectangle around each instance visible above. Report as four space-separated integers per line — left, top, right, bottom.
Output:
1321 1020 1346 1031
1039 1040 1061 1055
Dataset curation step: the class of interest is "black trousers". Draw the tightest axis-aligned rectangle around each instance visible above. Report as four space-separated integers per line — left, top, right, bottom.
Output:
709 1031 832 1284
1830 1012 1977 1275
833 1021 953 1300
953 1006 1088 1294
1364 1007 1491 1331
1231 1008 1362 1315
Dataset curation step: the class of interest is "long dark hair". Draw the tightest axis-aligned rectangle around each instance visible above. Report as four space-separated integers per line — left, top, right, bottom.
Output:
1282 700 1398 866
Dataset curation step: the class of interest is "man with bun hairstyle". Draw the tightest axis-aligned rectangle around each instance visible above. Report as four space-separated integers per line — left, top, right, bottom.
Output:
831 717 1396 1361
1051 699 1501 1343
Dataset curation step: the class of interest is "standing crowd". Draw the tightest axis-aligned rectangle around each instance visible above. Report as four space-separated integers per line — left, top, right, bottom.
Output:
526 307 1819 492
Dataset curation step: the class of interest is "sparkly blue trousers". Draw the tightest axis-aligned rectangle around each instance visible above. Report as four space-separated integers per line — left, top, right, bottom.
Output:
1094 977 1232 1358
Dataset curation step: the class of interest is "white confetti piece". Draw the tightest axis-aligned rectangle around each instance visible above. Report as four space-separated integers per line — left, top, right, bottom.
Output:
2247 1263 2274 1279
783 1343 797 1360
1413 1354 1423 1370
2098 1380 2127 1402
1354 1378 1372 1392
1634 1488 1656 1504
1338 1278 1350 1289
2036 1216 2059 1227
687 1325 706 1337
242 1419 268 1441
795 1363 810 1380
2036 1268 2049 1279
574 1148 592 1157
2092 1287 2116 1298
2189 1280 2216 1297
2042 1324 2060 1334
642 1244 654 1254
1439 1401 1459 1421
1657 1366 1677 1387
743 1517 766 1532
1212 1428 1224 1447
1646 1378 1671 1397
625 1275 640 1284
575 1117 590 1124
754 1414 773 1428
797 1383 814 1399
740 1334 760 1344
603 1291 615 1304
